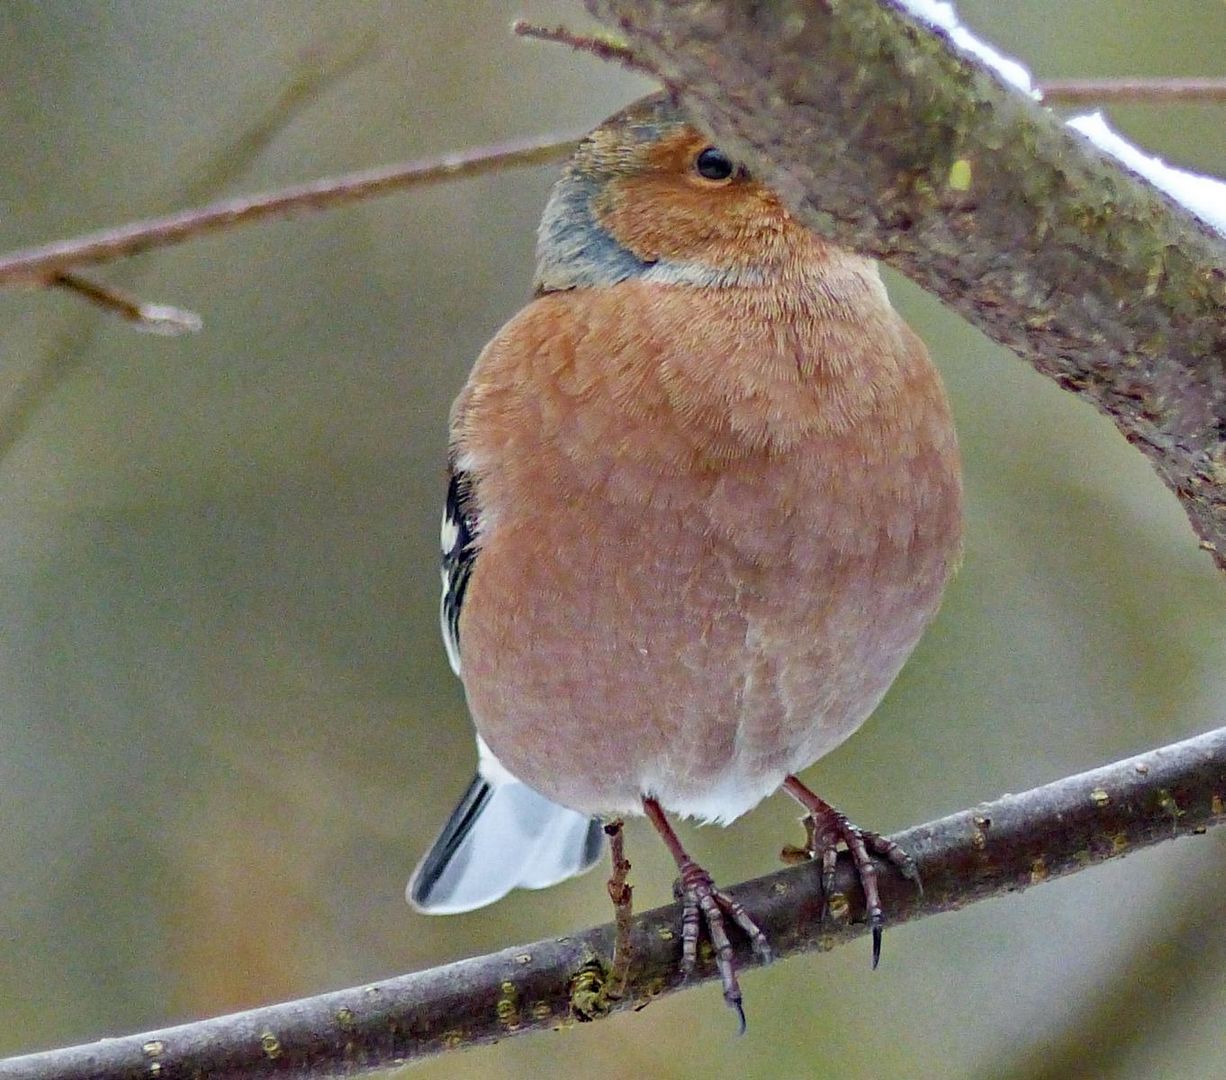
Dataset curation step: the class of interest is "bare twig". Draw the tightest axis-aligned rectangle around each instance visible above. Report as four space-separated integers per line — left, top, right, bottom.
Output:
0 29 381 463
604 819 634 999
0 135 578 288
34 34 380 335
183 30 382 204
517 21 1226 107
1041 77 1226 105
2 725 1224 1079
1 42 1215 300
511 19 658 77
587 0 1226 571
201 33 382 192
1 10 1221 1078
49 273 202 335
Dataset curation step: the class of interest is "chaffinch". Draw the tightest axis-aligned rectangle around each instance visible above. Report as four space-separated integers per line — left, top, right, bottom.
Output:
409 92 963 1025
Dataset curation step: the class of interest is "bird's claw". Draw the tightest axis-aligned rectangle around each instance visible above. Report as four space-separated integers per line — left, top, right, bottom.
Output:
673 860 772 1033
800 805 921 969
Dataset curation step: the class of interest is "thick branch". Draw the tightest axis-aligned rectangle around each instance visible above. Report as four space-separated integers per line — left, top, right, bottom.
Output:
587 0 1226 570
0 74 1217 296
0 135 577 287
3 726 1224 1079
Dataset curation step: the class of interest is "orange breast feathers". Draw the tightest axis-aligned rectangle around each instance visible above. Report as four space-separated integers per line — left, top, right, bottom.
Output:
450 265 962 822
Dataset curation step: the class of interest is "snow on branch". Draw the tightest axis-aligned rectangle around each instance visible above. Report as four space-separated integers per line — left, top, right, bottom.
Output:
586 0 1226 571
3 6 1226 1075
897 0 1226 232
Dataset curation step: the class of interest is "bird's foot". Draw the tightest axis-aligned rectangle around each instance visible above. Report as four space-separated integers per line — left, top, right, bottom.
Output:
642 796 771 1031
782 775 920 969
673 859 773 1033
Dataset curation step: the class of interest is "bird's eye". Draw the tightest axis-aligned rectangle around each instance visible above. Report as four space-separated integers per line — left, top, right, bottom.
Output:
694 146 734 183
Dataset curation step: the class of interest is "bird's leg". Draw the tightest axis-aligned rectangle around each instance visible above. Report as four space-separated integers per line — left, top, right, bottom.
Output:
781 775 921 969
604 818 633 999
642 797 772 1032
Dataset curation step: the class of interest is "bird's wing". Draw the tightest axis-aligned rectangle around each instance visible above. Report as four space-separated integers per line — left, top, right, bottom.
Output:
412 442 604 914
439 461 479 676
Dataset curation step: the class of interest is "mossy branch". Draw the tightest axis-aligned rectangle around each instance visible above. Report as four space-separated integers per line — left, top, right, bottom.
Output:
586 0 1226 571
3 7 1226 1074
2 725 1224 1079
1 5 1222 571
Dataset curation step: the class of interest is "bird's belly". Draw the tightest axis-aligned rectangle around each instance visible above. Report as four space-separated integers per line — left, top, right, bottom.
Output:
458 452 959 822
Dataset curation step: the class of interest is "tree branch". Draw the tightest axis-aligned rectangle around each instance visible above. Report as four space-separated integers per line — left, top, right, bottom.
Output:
586 0 1226 572
0 135 578 288
516 21 1226 107
1 70 1218 301
1040 77 1226 105
3 12 1224 1074
2 725 1223 1079
512 20 649 75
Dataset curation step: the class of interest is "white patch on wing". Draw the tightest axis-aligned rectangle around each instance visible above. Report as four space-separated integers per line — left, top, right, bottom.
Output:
440 511 460 554
440 567 462 675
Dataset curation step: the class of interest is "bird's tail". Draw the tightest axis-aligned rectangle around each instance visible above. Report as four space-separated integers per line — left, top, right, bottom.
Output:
408 775 605 914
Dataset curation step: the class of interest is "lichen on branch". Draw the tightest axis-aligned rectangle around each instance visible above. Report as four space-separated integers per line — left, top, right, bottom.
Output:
586 0 1226 570
3 725 1225 1079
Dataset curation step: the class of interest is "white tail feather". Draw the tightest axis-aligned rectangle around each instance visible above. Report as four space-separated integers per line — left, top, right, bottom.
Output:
408 775 603 915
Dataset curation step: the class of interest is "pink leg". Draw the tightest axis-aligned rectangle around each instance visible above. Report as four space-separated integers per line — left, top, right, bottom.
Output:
642 797 772 1032
781 775 920 969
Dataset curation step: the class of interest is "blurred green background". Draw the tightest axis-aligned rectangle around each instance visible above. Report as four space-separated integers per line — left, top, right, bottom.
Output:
0 2 1224 1077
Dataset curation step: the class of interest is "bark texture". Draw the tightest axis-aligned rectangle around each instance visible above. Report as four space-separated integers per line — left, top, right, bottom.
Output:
587 0 1226 569
3 726 1224 1078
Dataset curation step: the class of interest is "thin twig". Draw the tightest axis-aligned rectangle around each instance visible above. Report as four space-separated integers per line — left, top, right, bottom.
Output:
50 273 202 335
2 725 1224 1079
518 21 1226 109
511 19 658 77
604 819 634 999
0 67 1215 296
0 134 579 287
1041 77 1226 105
0 29 381 465
181 30 382 205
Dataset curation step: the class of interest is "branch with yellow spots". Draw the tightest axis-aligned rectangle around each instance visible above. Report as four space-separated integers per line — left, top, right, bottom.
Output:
3 725 1224 1079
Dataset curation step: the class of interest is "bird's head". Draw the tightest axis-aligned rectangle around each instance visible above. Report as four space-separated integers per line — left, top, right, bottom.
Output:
534 93 822 293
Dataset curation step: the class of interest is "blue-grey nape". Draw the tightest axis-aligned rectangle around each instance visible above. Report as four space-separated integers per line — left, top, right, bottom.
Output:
534 169 656 292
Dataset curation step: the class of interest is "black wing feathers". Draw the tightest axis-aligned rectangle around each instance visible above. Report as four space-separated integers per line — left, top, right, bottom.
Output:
441 463 479 674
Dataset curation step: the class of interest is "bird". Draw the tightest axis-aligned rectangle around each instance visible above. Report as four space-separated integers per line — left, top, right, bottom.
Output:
408 91 963 1026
